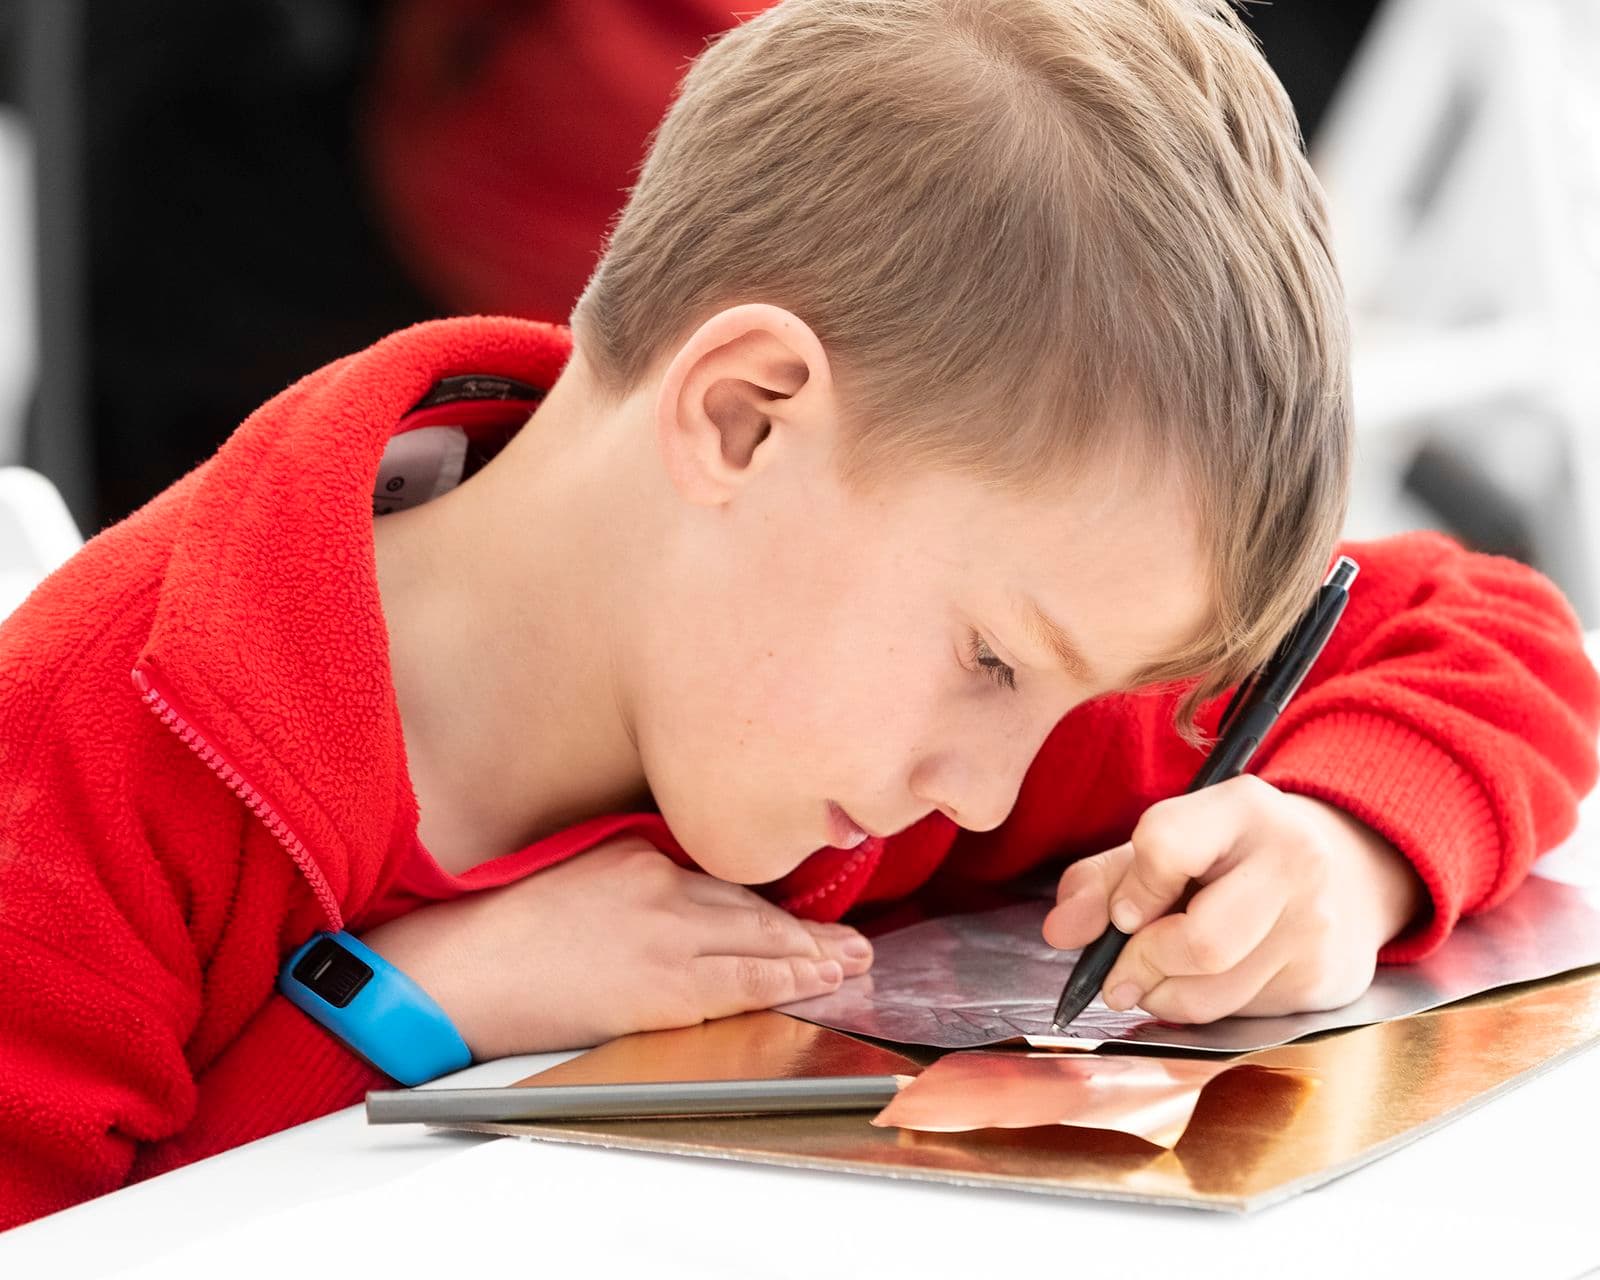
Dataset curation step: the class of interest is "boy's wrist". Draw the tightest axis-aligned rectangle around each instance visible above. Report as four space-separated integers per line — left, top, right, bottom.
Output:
358 908 499 1062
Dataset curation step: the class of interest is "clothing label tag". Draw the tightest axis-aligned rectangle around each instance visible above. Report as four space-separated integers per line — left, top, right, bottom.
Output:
374 427 469 516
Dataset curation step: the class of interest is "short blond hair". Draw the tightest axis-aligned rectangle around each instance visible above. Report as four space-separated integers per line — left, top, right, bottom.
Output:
572 0 1351 733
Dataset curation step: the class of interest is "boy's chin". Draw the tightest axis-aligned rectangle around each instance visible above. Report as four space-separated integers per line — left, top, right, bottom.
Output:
688 828 818 887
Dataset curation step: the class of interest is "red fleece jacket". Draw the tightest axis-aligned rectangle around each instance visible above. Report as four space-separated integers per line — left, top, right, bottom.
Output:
1 317 1596 1231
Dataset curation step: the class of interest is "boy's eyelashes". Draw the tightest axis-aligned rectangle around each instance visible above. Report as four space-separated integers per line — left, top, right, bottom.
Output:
966 631 1018 692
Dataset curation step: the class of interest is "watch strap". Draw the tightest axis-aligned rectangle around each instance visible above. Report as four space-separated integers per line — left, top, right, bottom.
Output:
279 931 472 1086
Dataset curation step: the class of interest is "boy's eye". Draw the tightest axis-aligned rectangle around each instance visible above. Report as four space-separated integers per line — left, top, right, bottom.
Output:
968 632 1017 691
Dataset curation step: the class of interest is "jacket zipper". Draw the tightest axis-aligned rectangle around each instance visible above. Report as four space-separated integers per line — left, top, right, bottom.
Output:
131 664 344 929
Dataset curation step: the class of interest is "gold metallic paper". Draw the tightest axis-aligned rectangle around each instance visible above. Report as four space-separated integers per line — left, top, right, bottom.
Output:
453 966 1600 1212
872 1051 1278 1148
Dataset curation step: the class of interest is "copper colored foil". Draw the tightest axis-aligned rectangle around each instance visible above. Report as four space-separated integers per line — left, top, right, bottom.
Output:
520 1010 927 1089
872 1052 1258 1147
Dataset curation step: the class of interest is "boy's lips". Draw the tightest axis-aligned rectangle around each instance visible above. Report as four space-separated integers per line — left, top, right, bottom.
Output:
826 801 876 849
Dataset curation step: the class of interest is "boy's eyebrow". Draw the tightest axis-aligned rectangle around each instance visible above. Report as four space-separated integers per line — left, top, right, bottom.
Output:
1023 598 1097 684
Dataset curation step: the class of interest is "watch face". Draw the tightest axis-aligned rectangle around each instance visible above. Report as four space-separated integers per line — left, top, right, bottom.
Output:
292 938 374 1008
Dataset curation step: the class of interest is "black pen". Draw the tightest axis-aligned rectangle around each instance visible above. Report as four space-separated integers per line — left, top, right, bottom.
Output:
1048 555 1360 1033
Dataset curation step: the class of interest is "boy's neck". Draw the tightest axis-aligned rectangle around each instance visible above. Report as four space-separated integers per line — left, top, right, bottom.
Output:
373 355 655 873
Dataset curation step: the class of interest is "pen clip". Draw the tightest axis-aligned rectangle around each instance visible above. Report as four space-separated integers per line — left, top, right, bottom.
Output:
1210 555 1358 740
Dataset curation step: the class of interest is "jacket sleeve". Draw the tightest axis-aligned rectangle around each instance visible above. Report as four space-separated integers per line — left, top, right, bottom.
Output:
0 871 385 1231
0 923 191 1231
938 531 1600 960
126 999 386 1186
0 640 387 1229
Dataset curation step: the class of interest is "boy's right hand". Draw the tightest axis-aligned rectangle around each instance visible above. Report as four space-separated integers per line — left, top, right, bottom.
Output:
358 838 872 1061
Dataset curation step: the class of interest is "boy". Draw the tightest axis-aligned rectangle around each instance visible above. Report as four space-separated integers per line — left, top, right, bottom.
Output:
2 0 1595 1232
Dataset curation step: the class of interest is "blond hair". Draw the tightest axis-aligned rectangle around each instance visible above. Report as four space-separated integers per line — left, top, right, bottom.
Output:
572 0 1351 736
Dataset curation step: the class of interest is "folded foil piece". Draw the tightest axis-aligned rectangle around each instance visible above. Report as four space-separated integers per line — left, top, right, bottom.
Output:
780 872 1600 1054
872 1052 1276 1147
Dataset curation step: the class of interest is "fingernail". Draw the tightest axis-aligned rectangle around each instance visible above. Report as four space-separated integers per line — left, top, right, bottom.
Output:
817 960 844 984
1110 900 1141 932
1107 983 1141 1011
842 936 872 960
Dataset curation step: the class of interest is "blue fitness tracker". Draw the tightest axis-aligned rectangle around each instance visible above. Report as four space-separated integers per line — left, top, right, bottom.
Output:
279 931 472 1086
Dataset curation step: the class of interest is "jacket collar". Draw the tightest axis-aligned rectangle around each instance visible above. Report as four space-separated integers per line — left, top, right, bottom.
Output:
133 318 573 928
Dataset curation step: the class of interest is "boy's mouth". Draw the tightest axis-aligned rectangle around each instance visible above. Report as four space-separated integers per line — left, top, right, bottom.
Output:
826 801 873 850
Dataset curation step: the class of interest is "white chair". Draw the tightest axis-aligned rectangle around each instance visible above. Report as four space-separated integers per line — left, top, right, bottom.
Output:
0 466 82 620
1315 0 1600 621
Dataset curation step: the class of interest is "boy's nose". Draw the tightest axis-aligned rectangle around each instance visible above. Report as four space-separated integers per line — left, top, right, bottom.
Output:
908 748 1029 834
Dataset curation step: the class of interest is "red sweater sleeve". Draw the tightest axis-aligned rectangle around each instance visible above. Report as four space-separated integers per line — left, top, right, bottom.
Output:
937 532 1600 959
126 1000 385 1187
0 926 380 1229
0 925 188 1231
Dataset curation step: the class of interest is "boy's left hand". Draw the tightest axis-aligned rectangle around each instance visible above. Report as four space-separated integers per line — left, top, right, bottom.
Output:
1041 775 1426 1023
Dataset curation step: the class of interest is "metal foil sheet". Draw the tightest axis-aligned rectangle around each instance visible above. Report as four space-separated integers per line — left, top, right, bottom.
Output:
777 872 1600 1053
454 966 1600 1212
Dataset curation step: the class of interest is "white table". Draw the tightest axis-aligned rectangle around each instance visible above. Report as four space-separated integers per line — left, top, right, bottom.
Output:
0 1038 1596 1280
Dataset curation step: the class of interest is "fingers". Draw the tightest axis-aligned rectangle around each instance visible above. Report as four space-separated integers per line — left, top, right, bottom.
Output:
1037 778 1393 1026
1102 860 1288 1005
685 898 873 1018
1115 920 1374 1024
1042 844 1132 949
688 904 871 975
681 913 872 1024
802 920 874 974
1101 913 1283 1021
1107 776 1269 933
688 900 819 958
688 953 849 1020
678 867 764 907
1137 948 1286 1024
1246 948 1377 1017
676 870 873 974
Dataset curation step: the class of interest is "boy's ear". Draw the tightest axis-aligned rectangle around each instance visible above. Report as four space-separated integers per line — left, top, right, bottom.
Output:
654 304 834 507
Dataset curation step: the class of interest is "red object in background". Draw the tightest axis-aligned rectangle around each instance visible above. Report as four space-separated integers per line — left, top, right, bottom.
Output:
364 0 772 320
